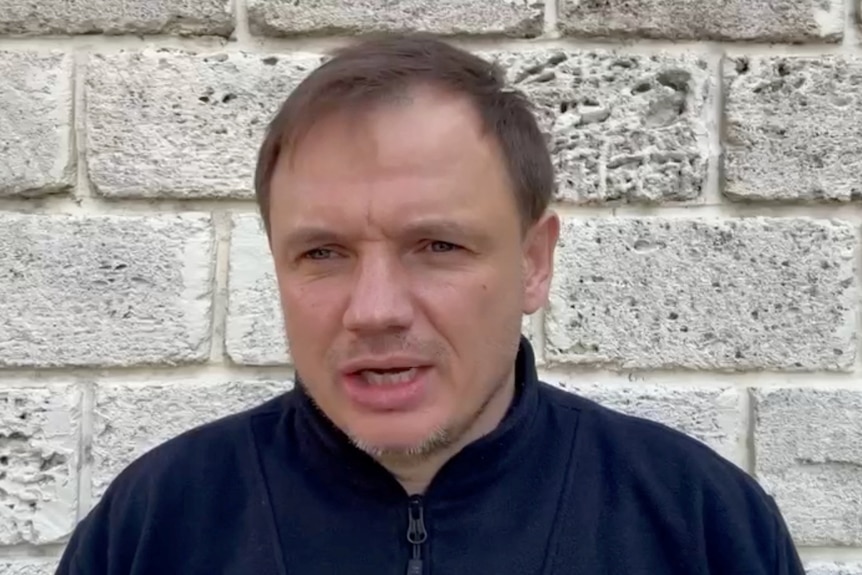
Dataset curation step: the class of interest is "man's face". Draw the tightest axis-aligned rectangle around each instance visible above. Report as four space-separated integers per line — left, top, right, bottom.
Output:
268 85 558 460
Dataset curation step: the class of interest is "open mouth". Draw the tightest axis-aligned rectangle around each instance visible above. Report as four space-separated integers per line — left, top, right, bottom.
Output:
356 367 419 385
341 363 430 410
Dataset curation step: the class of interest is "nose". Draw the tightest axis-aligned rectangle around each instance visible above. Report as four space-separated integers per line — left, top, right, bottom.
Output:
342 250 414 334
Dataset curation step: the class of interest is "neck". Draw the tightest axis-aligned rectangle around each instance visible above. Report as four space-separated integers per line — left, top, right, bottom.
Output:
376 370 517 495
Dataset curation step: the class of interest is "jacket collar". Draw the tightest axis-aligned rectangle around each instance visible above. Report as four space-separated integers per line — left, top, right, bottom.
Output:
291 335 541 503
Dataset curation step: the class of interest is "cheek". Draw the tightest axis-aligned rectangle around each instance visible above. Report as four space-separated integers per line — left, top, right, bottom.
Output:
277 278 344 341
412 266 514 331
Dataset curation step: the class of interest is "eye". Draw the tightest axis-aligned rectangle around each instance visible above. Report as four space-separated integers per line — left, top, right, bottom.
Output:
426 241 459 253
302 247 338 260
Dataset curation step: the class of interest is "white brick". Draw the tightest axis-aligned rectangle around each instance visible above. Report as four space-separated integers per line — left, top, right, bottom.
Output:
546 217 857 370
724 55 862 201
560 0 842 42
549 380 743 465
754 388 862 545
85 50 323 199
485 49 712 204
521 314 536 345
247 0 543 37
805 563 862 575
92 379 289 501
0 0 233 36
0 214 214 367
0 559 60 575
0 51 74 197
226 213 289 365
0 386 80 545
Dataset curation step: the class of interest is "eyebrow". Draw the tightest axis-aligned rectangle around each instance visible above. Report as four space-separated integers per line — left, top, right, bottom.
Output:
279 227 345 252
279 218 489 252
400 219 485 242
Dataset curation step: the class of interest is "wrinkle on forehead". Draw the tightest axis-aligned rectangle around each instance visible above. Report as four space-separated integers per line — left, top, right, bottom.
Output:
268 84 520 244
290 85 486 169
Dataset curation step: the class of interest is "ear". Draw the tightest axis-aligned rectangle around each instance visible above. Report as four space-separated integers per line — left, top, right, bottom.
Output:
522 210 560 315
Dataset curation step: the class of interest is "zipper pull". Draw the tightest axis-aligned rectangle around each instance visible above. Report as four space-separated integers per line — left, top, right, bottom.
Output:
405 496 427 575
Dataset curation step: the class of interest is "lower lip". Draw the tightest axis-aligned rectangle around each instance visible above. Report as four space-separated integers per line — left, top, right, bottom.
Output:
341 367 430 411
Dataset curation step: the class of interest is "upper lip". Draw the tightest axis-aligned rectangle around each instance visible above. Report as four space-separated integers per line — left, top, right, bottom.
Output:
340 357 429 374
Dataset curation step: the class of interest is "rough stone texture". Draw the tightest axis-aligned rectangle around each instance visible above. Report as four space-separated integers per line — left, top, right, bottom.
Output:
227 213 289 365
0 0 233 36
0 51 74 197
0 560 60 575
247 0 543 37
805 563 862 575
521 314 537 347
553 381 743 465
484 49 712 204
724 55 862 201
559 0 843 42
0 385 80 545
545 217 857 370
0 214 214 368
85 50 323 199
92 379 290 501
754 388 862 545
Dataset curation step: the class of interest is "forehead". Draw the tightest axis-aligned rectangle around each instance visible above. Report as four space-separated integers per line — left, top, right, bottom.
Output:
269 85 519 227
285 87 493 177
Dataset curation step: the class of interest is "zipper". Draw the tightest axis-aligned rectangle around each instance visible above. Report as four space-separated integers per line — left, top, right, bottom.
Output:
405 495 427 575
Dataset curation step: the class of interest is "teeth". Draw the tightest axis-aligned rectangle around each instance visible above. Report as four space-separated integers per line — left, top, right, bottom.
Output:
360 367 418 385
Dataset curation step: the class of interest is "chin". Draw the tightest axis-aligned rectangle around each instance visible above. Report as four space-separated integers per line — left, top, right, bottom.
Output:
348 425 452 460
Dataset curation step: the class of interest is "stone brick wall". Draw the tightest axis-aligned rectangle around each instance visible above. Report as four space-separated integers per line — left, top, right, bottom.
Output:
0 0 861 572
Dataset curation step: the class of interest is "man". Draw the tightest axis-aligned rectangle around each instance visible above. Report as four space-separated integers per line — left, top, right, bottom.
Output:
56 34 805 574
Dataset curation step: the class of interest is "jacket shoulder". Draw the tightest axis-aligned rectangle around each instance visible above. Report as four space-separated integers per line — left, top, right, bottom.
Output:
538 381 804 574
110 390 289 489
540 380 750 484
55 390 293 574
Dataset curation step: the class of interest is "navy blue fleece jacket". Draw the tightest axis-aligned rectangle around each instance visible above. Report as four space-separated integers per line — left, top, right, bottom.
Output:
56 338 804 575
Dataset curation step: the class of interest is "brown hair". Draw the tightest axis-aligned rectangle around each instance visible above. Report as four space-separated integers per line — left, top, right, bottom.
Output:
254 32 554 237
